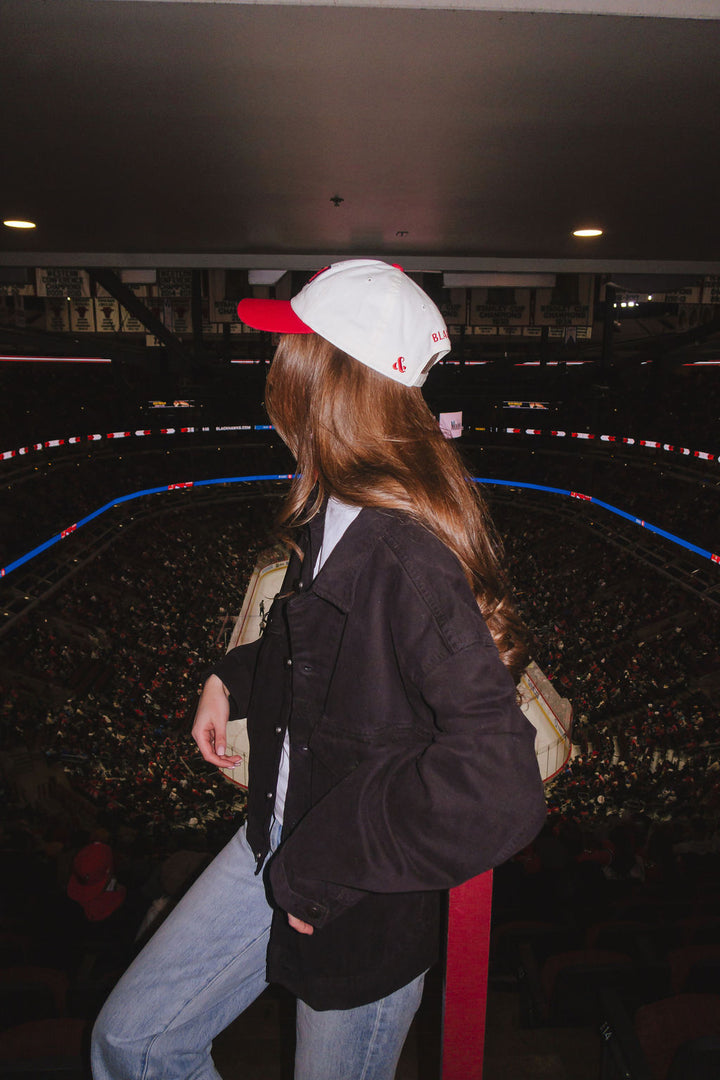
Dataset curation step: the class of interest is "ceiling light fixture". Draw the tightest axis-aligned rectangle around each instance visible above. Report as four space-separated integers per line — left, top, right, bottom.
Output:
3 219 36 229
573 227 603 238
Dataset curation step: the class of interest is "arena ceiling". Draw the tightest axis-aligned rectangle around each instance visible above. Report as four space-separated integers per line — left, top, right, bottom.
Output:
1 0 719 277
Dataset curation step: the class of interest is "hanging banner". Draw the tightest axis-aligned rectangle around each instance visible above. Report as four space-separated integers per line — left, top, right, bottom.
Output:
120 306 146 333
701 277 720 305
439 288 466 326
535 277 593 327
662 286 702 304
96 278 148 299
45 299 71 332
94 298 121 332
207 269 226 311
36 268 91 298
70 299 96 332
169 299 192 334
470 288 530 327
212 298 243 325
156 270 193 298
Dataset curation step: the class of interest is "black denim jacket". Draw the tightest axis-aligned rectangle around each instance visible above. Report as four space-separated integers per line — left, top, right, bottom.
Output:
213 504 545 1009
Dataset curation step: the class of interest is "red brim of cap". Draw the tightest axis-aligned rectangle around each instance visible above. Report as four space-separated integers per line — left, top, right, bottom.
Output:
237 298 314 334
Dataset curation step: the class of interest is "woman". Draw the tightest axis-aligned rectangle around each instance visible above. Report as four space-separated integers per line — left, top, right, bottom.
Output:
92 260 545 1080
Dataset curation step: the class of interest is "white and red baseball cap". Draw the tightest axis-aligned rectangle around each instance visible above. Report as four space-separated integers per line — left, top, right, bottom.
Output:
237 259 451 387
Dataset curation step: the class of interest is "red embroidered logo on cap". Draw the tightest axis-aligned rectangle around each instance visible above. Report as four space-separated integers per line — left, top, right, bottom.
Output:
393 357 407 373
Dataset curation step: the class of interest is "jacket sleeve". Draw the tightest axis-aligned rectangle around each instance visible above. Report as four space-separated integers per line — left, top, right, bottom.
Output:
210 638 262 719
268 635 546 929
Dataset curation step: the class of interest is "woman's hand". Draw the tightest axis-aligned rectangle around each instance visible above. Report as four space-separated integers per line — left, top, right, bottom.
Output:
191 674 242 769
287 913 314 935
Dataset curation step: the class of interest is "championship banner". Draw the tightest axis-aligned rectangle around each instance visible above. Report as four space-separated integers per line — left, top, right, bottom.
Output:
701 277 720 305
469 288 530 327
207 269 226 312
535 276 594 327
662 286 702 304
94 298 121 332
211 298 243 325
143 299 168 331
120 307 146 333
96 279 148 299
438 288 466 326
168 299 192 334
69 300 96 332
156 270 193 298
36 268 91 298
45 299 71 332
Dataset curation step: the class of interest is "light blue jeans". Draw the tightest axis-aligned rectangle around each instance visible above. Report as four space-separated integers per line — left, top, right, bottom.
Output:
91 821 424 1080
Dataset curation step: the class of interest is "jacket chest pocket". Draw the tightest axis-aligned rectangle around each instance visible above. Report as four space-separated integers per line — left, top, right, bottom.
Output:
306 719 371 799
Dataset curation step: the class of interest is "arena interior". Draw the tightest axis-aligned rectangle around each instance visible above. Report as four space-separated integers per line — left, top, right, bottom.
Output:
1 2 720 1078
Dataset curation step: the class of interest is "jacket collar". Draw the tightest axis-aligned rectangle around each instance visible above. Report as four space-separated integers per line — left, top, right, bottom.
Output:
301 505 393 614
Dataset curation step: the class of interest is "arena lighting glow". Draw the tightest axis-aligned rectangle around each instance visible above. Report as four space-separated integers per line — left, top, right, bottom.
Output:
2 475 718 580
0 355 111 363
3 219 36 229
572 228 603 237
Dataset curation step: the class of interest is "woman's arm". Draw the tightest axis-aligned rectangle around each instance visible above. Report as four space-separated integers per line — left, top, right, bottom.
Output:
192 638 262 769
268 639 545 928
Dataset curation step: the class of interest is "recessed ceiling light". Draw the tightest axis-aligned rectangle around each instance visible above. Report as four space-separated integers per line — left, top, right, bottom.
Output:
3 219 36 229
573 227 603 238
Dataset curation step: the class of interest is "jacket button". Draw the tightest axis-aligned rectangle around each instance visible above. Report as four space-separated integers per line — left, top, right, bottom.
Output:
285 657 293 667
302 663 313 673
308 903 322 918
275 726 283 735
266 791 274 799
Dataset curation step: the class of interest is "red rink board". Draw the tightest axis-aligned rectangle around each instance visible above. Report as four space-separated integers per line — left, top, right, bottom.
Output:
442 871 493 1080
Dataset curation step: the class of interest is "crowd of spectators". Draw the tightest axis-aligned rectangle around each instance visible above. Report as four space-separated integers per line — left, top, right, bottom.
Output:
1 501 284 842
1 447 718 1068
1 482 717 861
496 503 720 836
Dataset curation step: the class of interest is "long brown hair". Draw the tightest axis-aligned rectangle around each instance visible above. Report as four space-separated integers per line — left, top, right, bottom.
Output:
265 333 528 682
